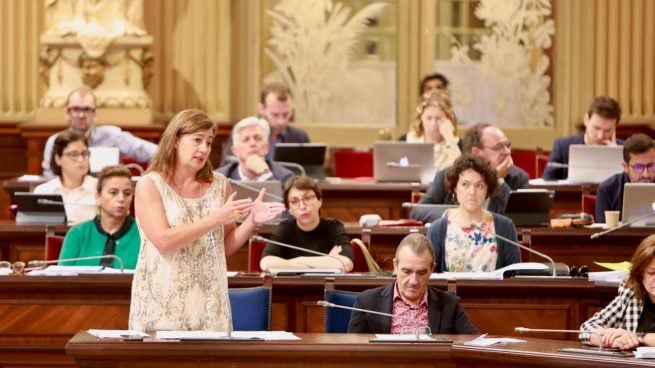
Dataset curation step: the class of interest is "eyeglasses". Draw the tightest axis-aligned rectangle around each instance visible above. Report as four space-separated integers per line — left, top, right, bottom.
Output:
62 150 91 160
483 142 512 151
67 106 96 115
288 194 317 208
630 163 655 174
0 260 26 274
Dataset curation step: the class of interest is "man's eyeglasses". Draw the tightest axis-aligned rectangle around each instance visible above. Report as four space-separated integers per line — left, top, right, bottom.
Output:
62 150 91 160
288 194 317 208
483 142 512 151
67 106 96 115
630 163 655 174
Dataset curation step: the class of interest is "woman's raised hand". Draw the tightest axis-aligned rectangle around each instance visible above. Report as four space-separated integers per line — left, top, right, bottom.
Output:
216 191 255 225
249 188 286 224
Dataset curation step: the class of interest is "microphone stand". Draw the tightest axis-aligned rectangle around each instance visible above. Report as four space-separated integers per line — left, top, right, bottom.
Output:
590 210 655 239
515 327 638 356
29 255 125 273
470 223 558 277
252 235 347 274
228 179 284 202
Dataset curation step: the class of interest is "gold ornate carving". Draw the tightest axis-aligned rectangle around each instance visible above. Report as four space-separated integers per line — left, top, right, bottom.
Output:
77 52 106 89
38 47 61 87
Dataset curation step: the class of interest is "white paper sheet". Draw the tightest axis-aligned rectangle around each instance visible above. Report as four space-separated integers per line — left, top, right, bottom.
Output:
155 330 300 341
87 329 149 339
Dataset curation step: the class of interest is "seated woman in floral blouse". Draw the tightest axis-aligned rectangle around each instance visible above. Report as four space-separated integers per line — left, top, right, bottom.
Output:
427 155 521 272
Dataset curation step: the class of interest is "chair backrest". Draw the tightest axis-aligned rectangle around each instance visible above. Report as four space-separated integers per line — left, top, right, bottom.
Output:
582 194 597 221
324 289 360 333
331 148 373 178
248 238 267 272
121 156 148 176
228 286 272 331
350 238 381 273
510 149 537 179
535 147 550 178
45 226 64 261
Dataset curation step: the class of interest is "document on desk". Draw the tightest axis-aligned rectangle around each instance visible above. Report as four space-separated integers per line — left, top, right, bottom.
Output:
268 268 343 276
88 329 149 339
430 263 548 280
634 346 655 358
463 334 526 347
371 334 446 343
156 331 300 341
27 266 134 276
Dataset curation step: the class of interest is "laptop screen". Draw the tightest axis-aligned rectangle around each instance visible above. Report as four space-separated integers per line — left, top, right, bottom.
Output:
567 145 623 183
621 183 655 227
373 142 436 183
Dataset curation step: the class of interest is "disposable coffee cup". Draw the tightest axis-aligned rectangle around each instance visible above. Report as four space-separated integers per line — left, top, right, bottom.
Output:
605 210 620 228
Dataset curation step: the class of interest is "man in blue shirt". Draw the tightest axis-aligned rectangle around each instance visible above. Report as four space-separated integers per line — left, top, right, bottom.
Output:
595 134 655 223
543 96 623 180
41 87 157 177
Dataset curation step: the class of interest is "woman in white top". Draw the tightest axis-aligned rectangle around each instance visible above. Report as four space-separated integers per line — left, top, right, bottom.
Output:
34 130 97 224
406 91 461 171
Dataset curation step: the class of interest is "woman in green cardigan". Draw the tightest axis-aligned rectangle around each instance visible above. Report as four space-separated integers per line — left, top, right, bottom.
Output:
59 164 140 269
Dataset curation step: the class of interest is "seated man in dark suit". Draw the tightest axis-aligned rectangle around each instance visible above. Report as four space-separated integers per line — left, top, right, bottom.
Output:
543 96 623 180
215 116 293 183
347 233 478 334
411 123 529 222
595 133 655 223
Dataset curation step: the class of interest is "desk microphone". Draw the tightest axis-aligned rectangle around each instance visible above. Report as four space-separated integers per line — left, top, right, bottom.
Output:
228 180 284 202
251 235 347 274
590 203 655 239
514 327 639 355
29 254 125 272
470 223 559 277
37 199 96 207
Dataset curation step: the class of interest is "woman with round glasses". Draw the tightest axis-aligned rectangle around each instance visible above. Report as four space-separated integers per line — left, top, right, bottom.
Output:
427 155 521 273
34 130 97 224
58 165 140 269
259 175 354 272
404 90 461 170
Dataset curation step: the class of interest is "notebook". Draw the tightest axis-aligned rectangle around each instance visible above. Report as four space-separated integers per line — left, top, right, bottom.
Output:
88 146 120 174
503 189 555 227
621 183 655 227
373 142 436 183
567 145 623 183
273 143 327 179
229 180 284 203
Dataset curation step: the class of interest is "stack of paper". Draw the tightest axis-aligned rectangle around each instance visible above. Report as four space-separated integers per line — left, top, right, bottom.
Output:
28 266 133 276
156 330 300 341
463 334 526 346
634 346 655 358
588 271 627 284
88 329 149 339
430 262 548 280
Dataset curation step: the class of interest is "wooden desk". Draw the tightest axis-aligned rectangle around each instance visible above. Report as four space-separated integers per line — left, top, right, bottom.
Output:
529 182 597 218
452 336 655 367
66 333 655 368
66 331 456 368
0 274 616 367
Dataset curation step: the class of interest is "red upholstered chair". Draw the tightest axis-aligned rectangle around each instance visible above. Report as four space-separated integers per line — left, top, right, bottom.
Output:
582 194 597 221
121 156 147 176
45 226 65 261
248 238 267 272
510 149 537 179
535 147 550 178
331 148 373 178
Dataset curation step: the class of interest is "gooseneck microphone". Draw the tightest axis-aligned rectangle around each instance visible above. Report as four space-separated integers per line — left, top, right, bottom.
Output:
515 327 641 355
470 223 558 277
251 235 347 274
37 198 97 207
228 179 284 202
29 254 125 272
590 202 655 239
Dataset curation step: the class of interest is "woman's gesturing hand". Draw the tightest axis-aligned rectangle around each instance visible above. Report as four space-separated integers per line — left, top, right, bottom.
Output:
249 188 286 224
216 191 255 225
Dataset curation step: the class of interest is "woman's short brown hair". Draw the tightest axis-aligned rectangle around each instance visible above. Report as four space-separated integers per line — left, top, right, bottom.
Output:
97 165 133 193
627 234 655 301
444 155 499 199
283 175 321 207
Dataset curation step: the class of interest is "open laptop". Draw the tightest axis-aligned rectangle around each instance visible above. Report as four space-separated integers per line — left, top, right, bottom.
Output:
89 147 120 174
503 189 554 227
273 143 327 179
567 145 623 183
229 180 284 203
14 192 67 225
373 142 435 183
621 183 655 227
